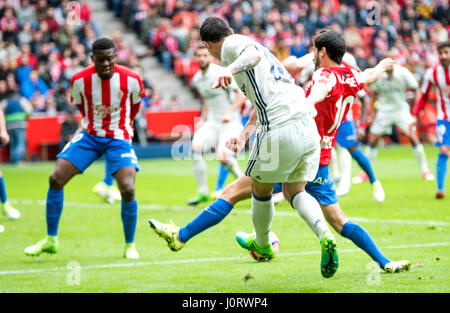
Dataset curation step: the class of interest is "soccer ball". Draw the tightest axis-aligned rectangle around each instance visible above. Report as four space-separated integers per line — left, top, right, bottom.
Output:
249 231 280 261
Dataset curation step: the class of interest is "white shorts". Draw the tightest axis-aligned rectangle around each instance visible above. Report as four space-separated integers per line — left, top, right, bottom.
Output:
245 113 321 183
192 120 243 155
370 110 414 135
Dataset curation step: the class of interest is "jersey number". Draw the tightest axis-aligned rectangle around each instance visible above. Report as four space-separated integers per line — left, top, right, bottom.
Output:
264 50 290 81
328 95 355 134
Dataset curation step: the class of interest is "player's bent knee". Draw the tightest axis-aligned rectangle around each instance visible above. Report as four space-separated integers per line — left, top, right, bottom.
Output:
49 173 65 190
282 189 291 203
321 203 347 233
221 176 252 204
119 186 135 202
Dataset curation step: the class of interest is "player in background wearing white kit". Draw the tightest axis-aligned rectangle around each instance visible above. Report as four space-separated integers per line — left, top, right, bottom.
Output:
201 17 338 277
363 50 434 182
187 45 246 206
284 52 385 201
413 41 450 199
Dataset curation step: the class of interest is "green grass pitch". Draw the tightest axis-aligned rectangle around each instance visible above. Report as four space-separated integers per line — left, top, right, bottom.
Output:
0 145 448 292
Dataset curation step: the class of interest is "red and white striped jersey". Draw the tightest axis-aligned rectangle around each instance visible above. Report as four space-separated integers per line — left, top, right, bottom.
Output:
70 64 146 141
298 52 364 122
306 66 365 165
413 63 450 121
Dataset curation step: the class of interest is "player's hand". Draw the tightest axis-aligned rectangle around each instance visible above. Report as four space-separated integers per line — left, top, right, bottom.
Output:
379 58 395 71
226 136 245 154
282 56 299 72
356 127 366 141
212 66 233 89
409 116 418 134
0 130 9 145
221 111 232 123
356 121 367 141
212 75 232 89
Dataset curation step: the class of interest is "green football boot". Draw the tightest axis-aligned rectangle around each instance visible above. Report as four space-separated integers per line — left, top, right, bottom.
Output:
320 230 339 278
210 189 223 201
124 242 140 259
2 201 20 220
235 231 274 261
187 193 210 206
148 219 185 252
24 235 59 256
384 260 411 273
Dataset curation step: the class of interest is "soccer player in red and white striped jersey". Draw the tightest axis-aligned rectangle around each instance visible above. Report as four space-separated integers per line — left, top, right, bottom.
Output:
413 41 450 199
25 38 145 259
70 57 145 141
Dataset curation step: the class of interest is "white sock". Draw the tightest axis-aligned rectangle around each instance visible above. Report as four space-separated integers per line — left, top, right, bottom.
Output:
193 153 208 195
252 195 275 247
365 145 378 164
224 157 243 178
291 191 328 240
329 148 340 180
412 143 430 173
338 146 352 187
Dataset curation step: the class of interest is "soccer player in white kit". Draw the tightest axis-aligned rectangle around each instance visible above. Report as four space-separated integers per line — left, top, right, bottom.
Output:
187 45 246 206
200 17 338 278
365 51 434 181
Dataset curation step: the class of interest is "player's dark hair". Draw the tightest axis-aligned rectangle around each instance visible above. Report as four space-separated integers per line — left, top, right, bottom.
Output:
314 30 346 65
200 17 232 43
437 41 450 51
92 37 115 51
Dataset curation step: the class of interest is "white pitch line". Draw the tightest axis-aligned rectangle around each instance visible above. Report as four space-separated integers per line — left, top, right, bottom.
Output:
0 242 448 276
9 199 450 226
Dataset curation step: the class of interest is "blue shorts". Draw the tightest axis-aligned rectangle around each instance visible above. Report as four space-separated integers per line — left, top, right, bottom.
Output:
272 166 338 206
435 120 450 147
57 131 140 174
305 165 338 205
336 120 361 149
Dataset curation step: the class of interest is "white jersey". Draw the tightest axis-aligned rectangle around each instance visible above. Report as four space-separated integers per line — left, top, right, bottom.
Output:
192 63 240 123
221 34 312 130
371 64 419 114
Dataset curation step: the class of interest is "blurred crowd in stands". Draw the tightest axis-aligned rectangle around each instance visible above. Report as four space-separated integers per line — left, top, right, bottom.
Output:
1 0 449 114
0 0 160 117
115 0 448 85
0 0 449 162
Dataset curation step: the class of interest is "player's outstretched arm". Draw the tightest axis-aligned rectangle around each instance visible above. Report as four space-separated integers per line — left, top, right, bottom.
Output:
306 81 329 109
360 58 395 85
227 45 262 75
212 46 262 89
282 52 313 72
